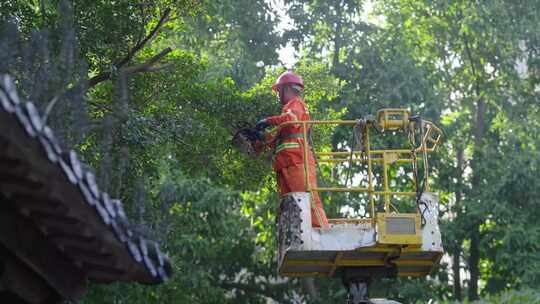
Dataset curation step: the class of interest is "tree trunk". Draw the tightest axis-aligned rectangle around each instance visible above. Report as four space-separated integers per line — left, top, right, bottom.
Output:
332 0 342 73
452 146 464 301
462 27 487 298
452 250 462 300
468 223 480 300
468 98 486 300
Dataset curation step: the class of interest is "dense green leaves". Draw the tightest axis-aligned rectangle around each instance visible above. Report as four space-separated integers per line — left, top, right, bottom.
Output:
1 0 539 303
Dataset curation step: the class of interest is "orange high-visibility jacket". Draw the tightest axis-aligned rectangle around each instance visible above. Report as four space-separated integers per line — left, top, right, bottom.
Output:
260 97 316 172
256 97 329 228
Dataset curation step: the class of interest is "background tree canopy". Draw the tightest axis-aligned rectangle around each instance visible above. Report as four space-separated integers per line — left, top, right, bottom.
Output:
1 0 539 303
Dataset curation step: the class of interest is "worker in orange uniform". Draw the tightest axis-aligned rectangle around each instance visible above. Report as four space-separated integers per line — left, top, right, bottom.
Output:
255 71 329 228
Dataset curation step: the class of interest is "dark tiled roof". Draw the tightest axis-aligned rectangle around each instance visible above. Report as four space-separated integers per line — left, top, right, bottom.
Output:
0 74 172 301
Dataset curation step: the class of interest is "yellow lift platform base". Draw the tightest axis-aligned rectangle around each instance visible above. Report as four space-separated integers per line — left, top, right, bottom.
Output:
277 192 443 279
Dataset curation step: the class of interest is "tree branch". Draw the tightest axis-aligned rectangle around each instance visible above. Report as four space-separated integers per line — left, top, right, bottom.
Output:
116 8 171 68
462 33 479 94
121 47 173 75
88 8 171 88
145 63 174 73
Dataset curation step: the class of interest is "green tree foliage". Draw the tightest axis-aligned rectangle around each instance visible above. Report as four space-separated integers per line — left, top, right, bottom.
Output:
1 0 539 303
171 0 283 87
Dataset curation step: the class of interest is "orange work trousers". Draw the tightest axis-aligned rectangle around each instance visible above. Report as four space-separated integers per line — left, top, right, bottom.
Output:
276 164 329 228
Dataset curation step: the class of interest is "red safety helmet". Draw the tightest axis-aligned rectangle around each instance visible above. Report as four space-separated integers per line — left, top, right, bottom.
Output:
271 71 304 92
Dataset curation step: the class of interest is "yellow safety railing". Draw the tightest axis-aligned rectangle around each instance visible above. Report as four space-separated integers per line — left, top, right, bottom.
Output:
278 109 443 224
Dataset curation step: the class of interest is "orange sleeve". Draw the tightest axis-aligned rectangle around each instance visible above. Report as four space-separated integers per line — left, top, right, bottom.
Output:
266 100 306 125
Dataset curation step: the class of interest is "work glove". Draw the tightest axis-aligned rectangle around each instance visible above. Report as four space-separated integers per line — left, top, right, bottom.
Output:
255 119 269 131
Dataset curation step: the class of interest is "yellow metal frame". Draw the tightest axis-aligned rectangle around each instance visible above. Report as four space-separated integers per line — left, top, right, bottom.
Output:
377 108 410 131
278 108 442 232
277 109 444 279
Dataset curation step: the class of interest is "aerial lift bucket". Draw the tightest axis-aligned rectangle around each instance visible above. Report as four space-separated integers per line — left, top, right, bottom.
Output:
273 109 443 303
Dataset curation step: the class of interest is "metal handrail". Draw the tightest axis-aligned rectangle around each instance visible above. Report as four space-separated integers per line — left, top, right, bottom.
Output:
275 112 442 220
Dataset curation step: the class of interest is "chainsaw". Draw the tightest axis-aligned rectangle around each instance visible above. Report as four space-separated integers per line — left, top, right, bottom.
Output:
231 122 263 157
